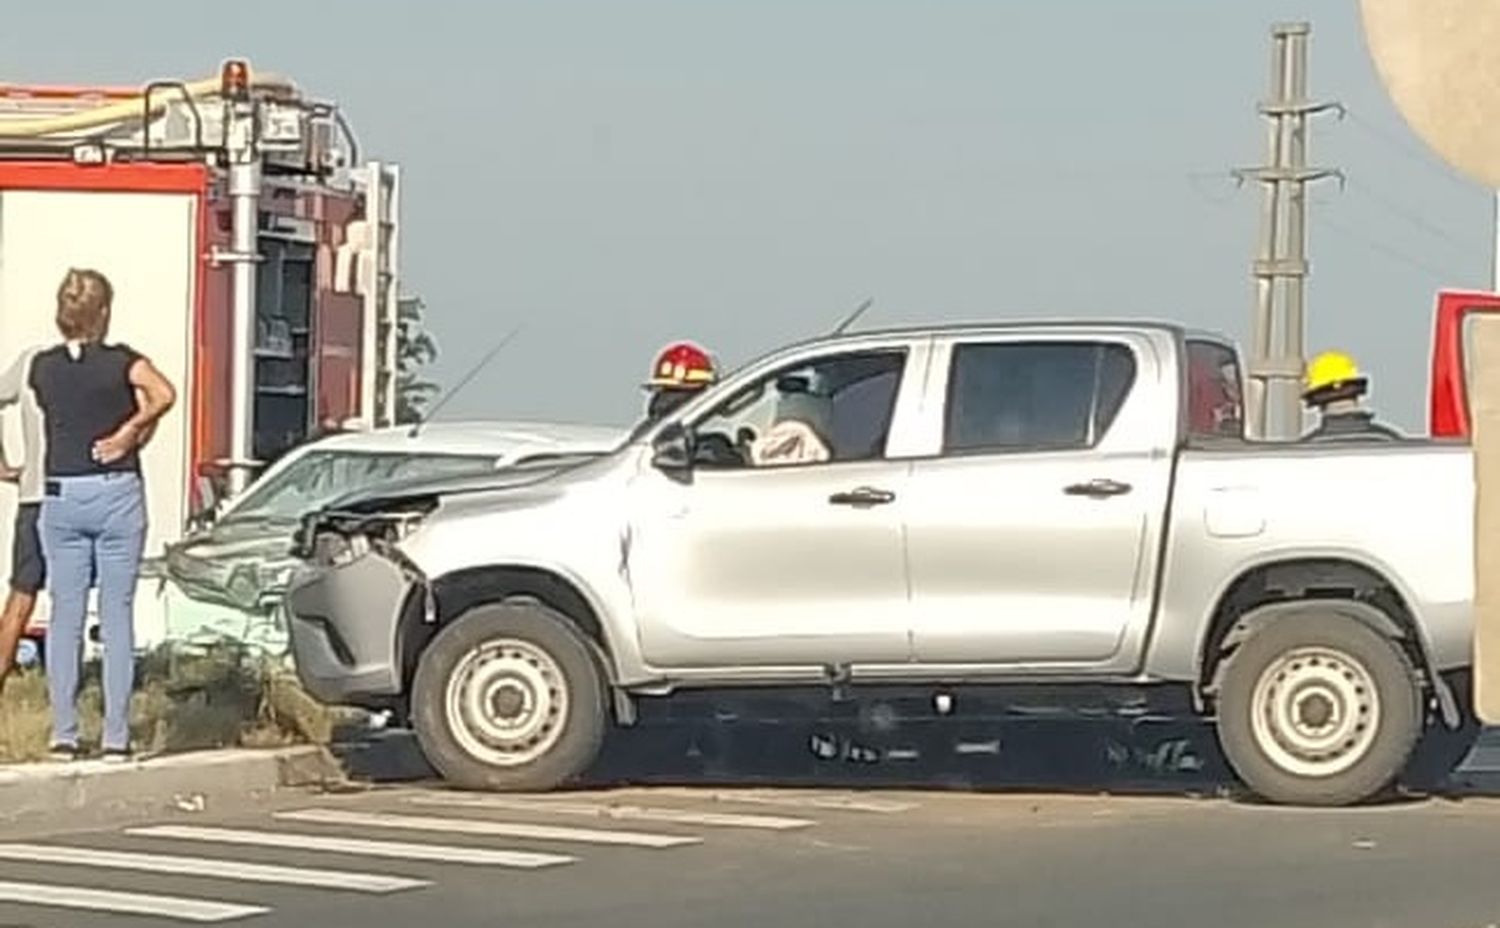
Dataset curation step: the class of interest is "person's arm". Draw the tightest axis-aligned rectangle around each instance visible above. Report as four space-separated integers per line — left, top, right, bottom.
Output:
92 355 176 465
0 438 16 484
0 353 31 481
0 354 24 409
134 387 160 448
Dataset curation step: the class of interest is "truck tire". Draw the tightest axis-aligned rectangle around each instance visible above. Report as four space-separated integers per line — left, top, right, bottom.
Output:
411 601 606 791
1215 610 1421 806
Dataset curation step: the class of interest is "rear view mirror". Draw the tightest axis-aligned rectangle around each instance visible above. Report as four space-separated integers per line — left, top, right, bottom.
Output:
651 423 693 472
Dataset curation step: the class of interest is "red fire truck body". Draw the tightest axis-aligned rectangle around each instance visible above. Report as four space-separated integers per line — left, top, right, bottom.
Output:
0 62 399 645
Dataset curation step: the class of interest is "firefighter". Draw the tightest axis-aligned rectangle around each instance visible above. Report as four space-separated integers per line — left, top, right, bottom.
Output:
1301 350 1404 442
641 340 718 424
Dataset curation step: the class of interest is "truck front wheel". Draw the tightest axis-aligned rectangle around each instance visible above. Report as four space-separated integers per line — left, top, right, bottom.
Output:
1215 610 1421 806
411 601 607 791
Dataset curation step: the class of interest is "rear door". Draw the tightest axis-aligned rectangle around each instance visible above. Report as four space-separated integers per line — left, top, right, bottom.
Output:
902 331 1177 671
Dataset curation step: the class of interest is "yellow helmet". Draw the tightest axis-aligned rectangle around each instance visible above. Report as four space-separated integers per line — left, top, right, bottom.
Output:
1303 350 1366 400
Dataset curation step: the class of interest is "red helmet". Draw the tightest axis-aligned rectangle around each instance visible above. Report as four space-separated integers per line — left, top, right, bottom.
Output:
645 340 717 390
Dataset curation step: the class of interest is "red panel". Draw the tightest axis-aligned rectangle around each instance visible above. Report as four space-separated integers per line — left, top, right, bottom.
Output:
0 161 208 194
311 191 364 428
0 84 142 100
192 199 234 507
1430 289 1500 439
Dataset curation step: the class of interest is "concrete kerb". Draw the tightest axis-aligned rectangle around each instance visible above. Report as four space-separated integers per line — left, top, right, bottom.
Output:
0 745 345 833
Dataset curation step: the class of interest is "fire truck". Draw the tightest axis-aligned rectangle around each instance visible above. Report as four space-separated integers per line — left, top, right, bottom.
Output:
0 60 400 647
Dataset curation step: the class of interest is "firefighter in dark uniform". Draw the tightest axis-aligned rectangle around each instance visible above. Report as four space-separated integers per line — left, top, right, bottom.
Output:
1301 350 1404 442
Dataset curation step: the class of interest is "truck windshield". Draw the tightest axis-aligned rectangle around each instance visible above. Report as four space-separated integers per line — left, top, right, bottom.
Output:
223 451 499 524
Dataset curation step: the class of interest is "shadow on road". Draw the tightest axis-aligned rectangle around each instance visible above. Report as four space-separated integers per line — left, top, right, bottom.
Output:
335 720 1198 796
330 719 1500 801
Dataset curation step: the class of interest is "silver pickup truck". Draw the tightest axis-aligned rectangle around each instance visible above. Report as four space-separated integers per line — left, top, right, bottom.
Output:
285 321 1475 806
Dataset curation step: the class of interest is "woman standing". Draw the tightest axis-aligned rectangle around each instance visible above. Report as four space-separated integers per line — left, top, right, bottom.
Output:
30 269 175 761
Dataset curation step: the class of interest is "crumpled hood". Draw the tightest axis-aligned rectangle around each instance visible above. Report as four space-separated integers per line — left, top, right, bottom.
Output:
319 454 604 514
161 517 302 611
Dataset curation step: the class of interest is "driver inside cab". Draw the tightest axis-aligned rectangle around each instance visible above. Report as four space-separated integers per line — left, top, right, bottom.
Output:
750 375 833 466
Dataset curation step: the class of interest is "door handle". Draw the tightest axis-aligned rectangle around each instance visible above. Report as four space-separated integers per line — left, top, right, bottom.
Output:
1063 478 1132 498
829 486 896 507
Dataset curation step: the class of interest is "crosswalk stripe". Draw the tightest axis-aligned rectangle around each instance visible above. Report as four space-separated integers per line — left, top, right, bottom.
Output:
404 793 815 831
0 843 428 894
651 788 917 814
0 879 268 923
126 825 574 869
275 808 702 849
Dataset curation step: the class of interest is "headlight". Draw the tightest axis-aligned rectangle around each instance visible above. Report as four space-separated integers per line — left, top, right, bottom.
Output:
312 531 369 568
303 510 427 568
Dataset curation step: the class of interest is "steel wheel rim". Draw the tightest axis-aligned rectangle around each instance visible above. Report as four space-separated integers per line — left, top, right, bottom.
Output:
1249 645 1381 778
444 638 569 767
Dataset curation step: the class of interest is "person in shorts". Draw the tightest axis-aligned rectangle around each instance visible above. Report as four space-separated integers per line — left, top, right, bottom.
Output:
0 345 44 690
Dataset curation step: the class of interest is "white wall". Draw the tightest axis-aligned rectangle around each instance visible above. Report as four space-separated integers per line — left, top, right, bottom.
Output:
0 190 197 642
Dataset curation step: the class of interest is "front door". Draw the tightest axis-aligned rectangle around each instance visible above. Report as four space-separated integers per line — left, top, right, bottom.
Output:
903 336 1172 668
630 345 919 669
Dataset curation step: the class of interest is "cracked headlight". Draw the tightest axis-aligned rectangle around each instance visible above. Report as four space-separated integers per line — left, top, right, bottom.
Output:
312 531 369 568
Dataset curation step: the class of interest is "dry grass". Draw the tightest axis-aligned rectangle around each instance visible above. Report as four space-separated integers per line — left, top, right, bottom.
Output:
0 640 355 762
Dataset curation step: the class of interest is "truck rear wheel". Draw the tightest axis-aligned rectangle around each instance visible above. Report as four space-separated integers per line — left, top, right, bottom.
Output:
411 601 606 791
1215 610 1421 806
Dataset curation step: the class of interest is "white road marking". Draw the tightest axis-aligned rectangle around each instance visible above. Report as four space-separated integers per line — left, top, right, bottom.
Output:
274 808 702 849
404 793 815 831
126 825 574 869
0 842 428 894
651 788 918 814
0 879 268 923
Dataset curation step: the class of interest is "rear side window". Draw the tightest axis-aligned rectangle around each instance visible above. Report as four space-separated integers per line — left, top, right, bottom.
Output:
944 342 1136 454
1185 340 1244 439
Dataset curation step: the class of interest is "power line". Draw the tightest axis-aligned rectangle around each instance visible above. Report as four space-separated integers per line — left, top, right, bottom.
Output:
1342 108 1481 195
1316 211 1462 280
1340 175 1473 251
1185 171 1239 206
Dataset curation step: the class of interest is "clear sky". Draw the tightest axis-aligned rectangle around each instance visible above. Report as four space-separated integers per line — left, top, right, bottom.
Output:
2 0 1489 429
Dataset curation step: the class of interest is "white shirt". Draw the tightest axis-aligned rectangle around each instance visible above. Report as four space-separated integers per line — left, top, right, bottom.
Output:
0 348 45 503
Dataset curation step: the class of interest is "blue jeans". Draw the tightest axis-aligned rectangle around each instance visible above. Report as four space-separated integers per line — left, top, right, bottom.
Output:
40 472 147 751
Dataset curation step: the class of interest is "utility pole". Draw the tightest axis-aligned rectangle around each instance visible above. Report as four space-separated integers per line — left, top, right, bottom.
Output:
1492 192 1500 291
1238 23 1341 440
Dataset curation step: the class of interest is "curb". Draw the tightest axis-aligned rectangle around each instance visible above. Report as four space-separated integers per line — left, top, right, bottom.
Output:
0 745 344 833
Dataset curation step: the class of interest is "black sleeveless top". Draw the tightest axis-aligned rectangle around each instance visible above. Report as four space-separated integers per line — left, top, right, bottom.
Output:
28 342 142 476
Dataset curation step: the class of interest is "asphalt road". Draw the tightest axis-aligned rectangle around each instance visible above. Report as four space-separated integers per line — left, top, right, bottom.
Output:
0 727 1499 927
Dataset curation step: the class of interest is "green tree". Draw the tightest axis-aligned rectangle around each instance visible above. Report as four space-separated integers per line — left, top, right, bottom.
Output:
396 295 440 424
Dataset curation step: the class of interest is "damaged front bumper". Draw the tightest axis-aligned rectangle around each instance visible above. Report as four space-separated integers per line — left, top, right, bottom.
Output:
284 508 432 707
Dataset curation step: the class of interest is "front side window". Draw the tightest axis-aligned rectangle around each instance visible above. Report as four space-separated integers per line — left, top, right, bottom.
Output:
691 350 907 468
944 341 1137 454
225 451 499 523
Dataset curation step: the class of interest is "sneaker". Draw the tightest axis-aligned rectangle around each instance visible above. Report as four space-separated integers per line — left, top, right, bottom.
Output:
100 748 133 765
47 743 80 762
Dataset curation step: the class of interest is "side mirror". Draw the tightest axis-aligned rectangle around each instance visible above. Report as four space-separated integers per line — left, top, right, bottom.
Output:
651 423 694 472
